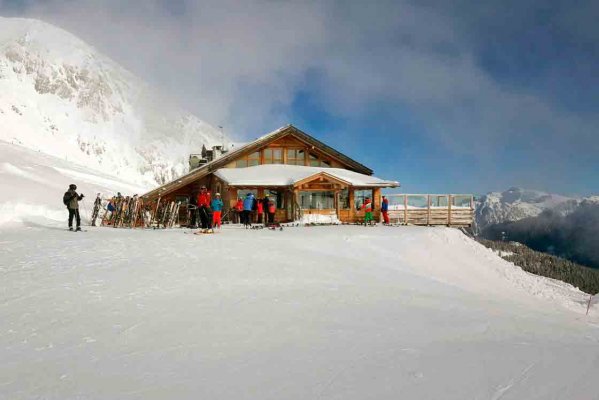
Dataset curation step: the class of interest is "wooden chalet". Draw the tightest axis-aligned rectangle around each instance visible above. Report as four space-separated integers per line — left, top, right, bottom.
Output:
142 124 399 224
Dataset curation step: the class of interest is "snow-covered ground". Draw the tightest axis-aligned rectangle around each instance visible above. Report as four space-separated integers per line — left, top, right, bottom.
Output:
1 220 599 399
0 140 148 227
2 136 599 399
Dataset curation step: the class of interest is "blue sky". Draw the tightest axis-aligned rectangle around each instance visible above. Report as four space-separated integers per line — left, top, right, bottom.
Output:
1 0 597 195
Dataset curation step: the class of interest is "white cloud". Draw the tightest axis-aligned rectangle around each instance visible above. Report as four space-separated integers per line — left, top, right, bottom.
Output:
1 0 597 165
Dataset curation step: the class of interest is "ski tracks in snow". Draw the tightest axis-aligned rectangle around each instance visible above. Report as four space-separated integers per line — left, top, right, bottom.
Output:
489 362 536 400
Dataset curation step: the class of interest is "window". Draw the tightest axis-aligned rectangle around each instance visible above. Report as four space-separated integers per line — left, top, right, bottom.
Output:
354 189 373 210
287 149 305 165
309 153 320 167
263 148 283 164
175 195 189 205
248 151 260 166
264 190 284 209
339 189 350 209
237 189 257 200
299 191 335 209
235 151 261 167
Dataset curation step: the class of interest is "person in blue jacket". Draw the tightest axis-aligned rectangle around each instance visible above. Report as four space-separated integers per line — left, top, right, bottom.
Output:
242 193 254 228
211 193 224 229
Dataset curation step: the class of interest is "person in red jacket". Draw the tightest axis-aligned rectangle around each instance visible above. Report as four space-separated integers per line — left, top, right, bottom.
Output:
267 199 276 225
381 195 390 225
235 197 243 224
256 198 264 224
196 185 212 231
362 197 373 226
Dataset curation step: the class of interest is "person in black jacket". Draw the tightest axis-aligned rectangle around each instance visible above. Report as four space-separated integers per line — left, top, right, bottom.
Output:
262 196 270 225
63 184 84 231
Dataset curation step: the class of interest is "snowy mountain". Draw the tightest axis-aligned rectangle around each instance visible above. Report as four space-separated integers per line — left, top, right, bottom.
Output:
474 187 581 231
0 17 226 187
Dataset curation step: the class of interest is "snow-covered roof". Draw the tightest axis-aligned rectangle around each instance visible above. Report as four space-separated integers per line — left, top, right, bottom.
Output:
214 164 399 187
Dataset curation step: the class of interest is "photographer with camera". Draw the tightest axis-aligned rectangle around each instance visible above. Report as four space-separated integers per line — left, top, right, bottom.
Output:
63 184 85 231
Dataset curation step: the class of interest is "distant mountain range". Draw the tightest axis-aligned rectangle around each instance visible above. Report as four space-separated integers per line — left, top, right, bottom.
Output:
0 17 227 187
476 187 599 269
475 187 598 232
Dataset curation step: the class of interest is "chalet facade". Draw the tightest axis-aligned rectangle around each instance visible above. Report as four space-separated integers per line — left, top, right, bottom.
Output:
142 124 399 224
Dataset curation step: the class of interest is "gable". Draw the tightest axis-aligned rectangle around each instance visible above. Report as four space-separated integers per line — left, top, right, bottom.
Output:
223 131 361 171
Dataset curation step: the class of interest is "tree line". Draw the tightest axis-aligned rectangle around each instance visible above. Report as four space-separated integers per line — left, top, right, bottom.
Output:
477 238 599 295
480 201 599 270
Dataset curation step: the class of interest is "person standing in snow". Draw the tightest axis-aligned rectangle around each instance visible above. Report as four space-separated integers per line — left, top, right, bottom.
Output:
211 193 224 229
381 195 390 225
242 192 254 228
362 197 374 226
63 184 84 231
262 195 270 225
235 197 244 224
197 185 212 232
256 197 264 224
267 198 276 225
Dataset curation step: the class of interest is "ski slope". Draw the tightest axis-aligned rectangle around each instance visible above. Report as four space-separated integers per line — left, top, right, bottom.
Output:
1 219 599 398
0 140 148 227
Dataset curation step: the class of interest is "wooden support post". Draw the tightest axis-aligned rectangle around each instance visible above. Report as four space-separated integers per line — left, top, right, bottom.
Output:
427 195 431 226
403 195 408 225
448 195 452 226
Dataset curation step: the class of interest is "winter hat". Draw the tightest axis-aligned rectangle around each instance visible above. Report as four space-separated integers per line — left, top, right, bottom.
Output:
215 193 221 196
69 184 77 190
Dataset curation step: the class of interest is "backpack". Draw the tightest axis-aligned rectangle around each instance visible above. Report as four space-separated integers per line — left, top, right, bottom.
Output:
63 191 73 206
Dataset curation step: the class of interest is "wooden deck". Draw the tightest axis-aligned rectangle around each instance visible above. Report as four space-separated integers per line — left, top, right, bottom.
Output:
384 194 474 227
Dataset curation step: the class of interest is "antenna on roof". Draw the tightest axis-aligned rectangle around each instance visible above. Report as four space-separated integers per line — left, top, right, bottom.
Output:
218 125 226 152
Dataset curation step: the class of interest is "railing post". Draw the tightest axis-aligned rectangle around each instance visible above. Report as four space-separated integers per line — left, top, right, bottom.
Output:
448 195 452 226
403 195 408 225
427 195 431 226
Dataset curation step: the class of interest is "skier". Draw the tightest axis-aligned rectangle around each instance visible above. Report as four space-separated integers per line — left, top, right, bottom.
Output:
362 197 374 226
381 195 390 225
211 193 224 229
242 192 254 228
256 197 264 224
235 197 243 224
63 184 84 231
196 185 212 232
267 198 276 225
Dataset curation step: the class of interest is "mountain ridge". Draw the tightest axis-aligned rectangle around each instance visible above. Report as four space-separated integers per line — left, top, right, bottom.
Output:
0 17 227 187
